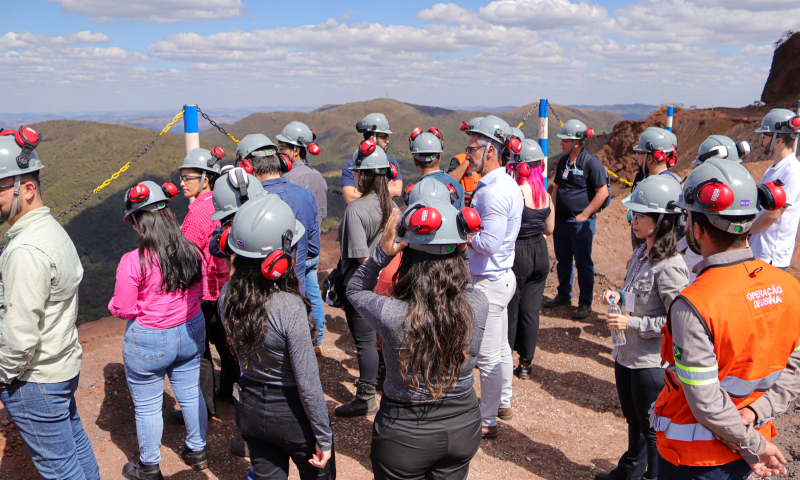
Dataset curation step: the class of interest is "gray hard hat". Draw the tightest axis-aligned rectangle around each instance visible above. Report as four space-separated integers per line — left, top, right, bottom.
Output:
556 119 593 140
275 121 317 148
507 139 545 165
623 175 682 214
179 147 223 174
466 115 513 144
410 131 444 157
349 142 392 171
460 117 485 135
0 127 44 181
512 127 525 140
123 180 177 221
211 167 265 221
694 135 750 165
755 108 800 134
356 113 392 135
677 158 760 233
236 134 277 160
226 194 305 258
404 176 457 206
633 127 676 154
399 197 479 255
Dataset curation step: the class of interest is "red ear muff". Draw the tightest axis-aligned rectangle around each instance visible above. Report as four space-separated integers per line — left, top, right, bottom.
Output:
459 121 469 132
128 184 150 203
261 250 291 280
210 146 225 167
410 127 423 141
792 117 800 130
408 207 442 234
219 226 232 255
446 184 459 205
307 143 321 155
505 136 522 154
14 125 40 168
237 158 253 174
457 207 482 234
517 162 532 178
428 127 442 139
386 162 399 180
162 181 178 199
585 128 594 138
360 138 377 156
758 180 787 211
278 153 292 173
311 130 317 141
694 180 735 212
403 182 415 205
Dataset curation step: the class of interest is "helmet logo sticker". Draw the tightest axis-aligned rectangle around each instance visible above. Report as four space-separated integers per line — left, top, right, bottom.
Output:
741 200 750 207
236 240 245 248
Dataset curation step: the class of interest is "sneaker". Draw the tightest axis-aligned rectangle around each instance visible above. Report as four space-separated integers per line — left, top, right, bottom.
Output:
314 345 323 357
178 445 208 471
497 407 513 421
481 426 498 439
122 461 164 480
572 304 592 319
334 381 377 417
230 440 249 458
543 296 572 308
514 360 532 380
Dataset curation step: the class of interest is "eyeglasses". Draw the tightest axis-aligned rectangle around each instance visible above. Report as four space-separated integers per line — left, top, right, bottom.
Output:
465 145 487 156
179 174 202 182
375 133 390 140
630 211 652 222
761 133 774 140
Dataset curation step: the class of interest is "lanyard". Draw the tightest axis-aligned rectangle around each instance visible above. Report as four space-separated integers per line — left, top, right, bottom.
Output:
623 243 648 292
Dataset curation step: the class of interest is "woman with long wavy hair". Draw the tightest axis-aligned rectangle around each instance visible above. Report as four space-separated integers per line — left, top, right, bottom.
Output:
220 195 334 480
335 140 397 417
108 181 207 480
347 199 489 480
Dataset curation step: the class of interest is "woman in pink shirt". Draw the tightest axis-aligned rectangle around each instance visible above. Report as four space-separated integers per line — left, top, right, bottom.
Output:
108 180 208 480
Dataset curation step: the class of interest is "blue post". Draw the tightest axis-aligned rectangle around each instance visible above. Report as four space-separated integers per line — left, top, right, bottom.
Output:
184 105 199 155
539 99 548 189
666 105 674 132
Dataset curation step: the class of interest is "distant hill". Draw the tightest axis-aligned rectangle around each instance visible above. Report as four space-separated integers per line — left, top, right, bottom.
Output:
443 105 519 114
569 104 657 120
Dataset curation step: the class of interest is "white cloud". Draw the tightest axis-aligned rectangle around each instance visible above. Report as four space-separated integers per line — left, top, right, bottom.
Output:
0 31 109 50
418 0 609 29
51 0 245 24
740 44 774 56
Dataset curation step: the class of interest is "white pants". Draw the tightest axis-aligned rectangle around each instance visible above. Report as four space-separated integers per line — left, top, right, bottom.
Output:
471 269 516 427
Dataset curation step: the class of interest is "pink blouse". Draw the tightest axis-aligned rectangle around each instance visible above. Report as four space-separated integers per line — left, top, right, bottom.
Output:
108 250 203 329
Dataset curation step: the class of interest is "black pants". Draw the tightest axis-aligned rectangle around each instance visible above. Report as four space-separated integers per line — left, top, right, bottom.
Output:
343 297 382 386
200 299 240 414
235 377 336 480
508 235 549 362
371 391 481 480
658 456 751 480
613 362 666 480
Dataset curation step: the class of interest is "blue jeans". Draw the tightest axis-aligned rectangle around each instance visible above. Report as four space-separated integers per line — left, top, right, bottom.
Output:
0 374 100 480
123 311 208 465
306 256 326 346
658 456 751 480
553 217 596 306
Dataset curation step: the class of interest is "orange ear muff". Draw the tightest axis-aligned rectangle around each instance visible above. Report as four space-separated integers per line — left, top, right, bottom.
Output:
261 250 291 280
219 226 232 255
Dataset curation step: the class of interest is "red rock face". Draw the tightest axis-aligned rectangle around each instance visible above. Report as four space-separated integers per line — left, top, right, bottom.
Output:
762 32 800 107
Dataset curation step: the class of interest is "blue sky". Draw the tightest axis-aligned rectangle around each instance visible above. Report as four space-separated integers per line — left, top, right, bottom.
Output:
0 0 796 114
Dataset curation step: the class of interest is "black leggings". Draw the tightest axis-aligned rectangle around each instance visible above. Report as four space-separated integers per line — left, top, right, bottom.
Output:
508 235 549 362
613 362 666 480
344 297 382 386
199 299 240 414
235 378 336 480
371 391 481 480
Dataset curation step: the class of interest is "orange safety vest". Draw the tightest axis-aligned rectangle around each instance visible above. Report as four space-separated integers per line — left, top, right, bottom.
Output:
452 153 481 194
653 257 800 467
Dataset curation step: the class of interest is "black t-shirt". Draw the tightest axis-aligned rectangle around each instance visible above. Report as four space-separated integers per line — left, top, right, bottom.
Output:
553 149 608 219
447 156 461 174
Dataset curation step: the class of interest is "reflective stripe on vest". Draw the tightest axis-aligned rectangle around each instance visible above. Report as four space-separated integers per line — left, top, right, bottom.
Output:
720 369 783 398
650 413 716 442
674 360 718 386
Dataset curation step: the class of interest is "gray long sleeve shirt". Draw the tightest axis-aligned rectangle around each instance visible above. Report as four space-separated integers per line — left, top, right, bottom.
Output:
218 285 332 450
346 245 489 403
613 250 689 369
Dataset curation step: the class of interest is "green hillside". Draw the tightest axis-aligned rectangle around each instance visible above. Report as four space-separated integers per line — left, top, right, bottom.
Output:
2 101 620 325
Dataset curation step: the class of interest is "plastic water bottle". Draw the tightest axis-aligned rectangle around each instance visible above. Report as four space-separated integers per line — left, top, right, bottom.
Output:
608 298 626 347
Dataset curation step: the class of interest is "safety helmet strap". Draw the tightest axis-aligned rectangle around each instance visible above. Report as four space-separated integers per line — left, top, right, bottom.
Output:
9 176 21 220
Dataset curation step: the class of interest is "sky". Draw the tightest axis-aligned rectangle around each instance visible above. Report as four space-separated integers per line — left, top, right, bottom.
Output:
0 0 797 114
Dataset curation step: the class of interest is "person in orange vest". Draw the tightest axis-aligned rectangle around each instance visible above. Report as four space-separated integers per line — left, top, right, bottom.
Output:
448 117 484 206
650 158 798 479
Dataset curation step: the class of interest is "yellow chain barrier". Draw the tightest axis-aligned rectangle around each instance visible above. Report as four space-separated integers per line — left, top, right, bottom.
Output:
92 110 185 194
606 168 634 187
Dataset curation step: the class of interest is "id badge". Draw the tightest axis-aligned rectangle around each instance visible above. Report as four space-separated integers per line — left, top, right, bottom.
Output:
622 289 635 314
561 167 570 180
233 383 242 402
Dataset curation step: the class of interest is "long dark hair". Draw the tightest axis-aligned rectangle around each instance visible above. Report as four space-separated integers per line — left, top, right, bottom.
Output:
643 212 679 263
131 208 202 292
224 255 315 369
392 248 473 399
357 169 394 230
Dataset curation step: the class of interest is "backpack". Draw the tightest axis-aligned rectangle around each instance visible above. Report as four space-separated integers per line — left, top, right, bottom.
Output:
573 151 611 213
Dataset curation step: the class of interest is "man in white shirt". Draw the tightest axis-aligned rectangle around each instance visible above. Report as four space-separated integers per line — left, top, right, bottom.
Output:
749 109 800 270
464 116 524 439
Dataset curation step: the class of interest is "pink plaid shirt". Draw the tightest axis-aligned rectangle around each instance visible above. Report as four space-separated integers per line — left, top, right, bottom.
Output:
181 192 230 300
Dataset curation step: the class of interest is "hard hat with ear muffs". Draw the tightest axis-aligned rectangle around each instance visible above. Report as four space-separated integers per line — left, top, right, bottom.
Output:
466 115 522 161
633 127 677 168
123 179 179 221
211 167 265 221
556 119 595 141
356 113 393 135
276 121 321 156
223 194 306 280
236 134 279 174
179 147 223 196
396 197 481 255
0 126 45 220
403 176 459 206
623 175 682 214
695 135 750 165
756 108 800 134
505 139 545 179
349 139 398 180
409 128 444 157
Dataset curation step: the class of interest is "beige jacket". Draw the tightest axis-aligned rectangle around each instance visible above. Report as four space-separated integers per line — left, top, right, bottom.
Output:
0 207 83 384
